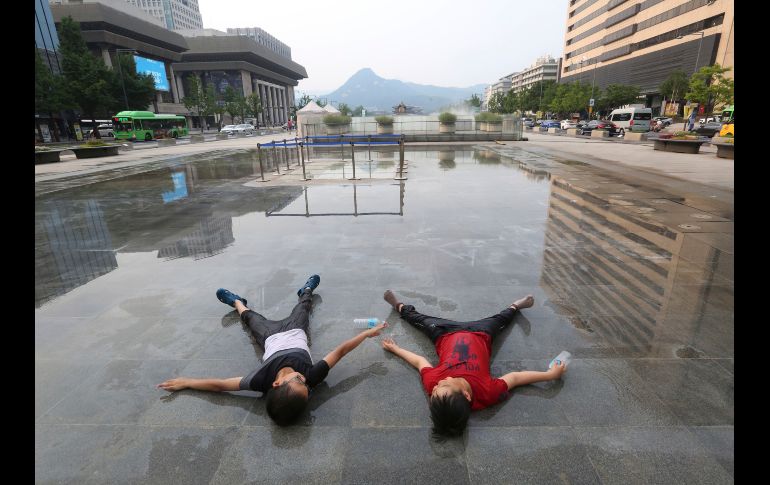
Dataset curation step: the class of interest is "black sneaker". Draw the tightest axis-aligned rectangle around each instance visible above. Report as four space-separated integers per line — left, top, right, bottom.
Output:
297 274 320 296
216 288 247 308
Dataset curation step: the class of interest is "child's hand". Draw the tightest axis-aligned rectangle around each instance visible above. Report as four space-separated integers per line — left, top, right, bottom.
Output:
550 361 567 379
364 322 388 338
381 337 399 353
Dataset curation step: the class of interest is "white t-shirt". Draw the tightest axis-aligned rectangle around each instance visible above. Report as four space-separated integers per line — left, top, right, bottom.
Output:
263 328 311 361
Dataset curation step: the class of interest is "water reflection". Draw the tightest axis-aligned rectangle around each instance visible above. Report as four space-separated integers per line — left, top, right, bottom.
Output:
539 174 733 357
267 183 405 217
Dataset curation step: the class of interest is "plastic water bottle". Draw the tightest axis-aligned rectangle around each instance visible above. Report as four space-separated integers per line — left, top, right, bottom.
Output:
354 318 380 329
549 351 572 369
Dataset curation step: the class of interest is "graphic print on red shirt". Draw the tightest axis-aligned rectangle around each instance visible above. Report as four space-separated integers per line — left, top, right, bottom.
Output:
419 331 509 410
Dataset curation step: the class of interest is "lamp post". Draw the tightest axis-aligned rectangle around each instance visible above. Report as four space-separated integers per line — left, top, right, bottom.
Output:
115 48 136 111
590 60 598 119
676 31 705 129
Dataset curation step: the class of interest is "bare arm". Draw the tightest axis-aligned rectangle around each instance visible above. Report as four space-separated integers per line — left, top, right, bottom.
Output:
323 322 387 369
156 377 243 392
381 338 432 371
500 362 566 391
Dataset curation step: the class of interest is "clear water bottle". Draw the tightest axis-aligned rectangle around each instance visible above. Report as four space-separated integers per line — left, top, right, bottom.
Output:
549 350 572 369
354 318 380 329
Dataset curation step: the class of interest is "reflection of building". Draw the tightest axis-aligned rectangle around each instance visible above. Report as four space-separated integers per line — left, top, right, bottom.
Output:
157 217 234 260
35 200 118 307
540 175 732 354
560 0 734 113
36 0 61 73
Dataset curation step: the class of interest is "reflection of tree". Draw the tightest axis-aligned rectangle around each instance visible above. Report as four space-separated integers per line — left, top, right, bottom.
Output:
35 200 117 307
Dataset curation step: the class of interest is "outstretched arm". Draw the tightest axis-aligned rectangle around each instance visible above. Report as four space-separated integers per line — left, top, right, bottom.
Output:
156 377 243 392
381 338 431 371
500 362 566 391
323 322 388 369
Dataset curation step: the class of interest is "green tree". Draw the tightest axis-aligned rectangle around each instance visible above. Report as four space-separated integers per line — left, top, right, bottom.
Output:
110 52 156 113
659 70 690 104
246 92 263 126
35 49 69 141
57 16 115 138
223 86 248 124
685 64 734 112
182 76 215 133
548 82 592 118
337 102 352 116
488 92 506 113
296 93 312 109
315 97 327 107
597 84 641 114
352 104 365 116
467 93 481 108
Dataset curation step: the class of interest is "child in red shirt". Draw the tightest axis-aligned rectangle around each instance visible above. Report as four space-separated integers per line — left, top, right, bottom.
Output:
381 290 567 436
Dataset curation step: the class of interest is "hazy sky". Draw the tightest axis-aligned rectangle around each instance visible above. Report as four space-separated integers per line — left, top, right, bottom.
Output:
199 0 568 96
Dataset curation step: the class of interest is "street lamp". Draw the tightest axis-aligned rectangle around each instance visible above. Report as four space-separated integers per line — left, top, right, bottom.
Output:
676 31 705 129
115 48 136 111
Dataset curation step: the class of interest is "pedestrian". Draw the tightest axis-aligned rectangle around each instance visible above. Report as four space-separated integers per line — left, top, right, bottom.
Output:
380 290 567 436
688 110 696 131
157 275 387 426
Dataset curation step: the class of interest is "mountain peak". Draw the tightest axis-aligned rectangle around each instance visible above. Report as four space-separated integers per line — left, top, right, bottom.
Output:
350 67 379 79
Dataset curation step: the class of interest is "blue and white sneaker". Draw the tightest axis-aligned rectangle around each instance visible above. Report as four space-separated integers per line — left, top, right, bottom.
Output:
216 288 247 308
297 274 320 296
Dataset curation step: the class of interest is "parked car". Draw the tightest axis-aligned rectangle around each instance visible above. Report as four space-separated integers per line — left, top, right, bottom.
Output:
608 107 652 136
86 123 114 138
522 118 535 128
220 124 238 135
560 119 577 130
541 120 561 129
233 123 255 135
579 119 618 136
694 121 724 137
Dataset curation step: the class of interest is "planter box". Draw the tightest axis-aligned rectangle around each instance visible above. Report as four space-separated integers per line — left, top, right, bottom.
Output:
34 150 62 164
591 130 610 138
216 133 229 140
713 142 734 159
157 139 176 147
72 145 120 159
118 142 134 150
325 124 350 135
439 122 456 134
377 124 394 134
566 128 580 136
653 139 705 154
623 132 648 141
235 132 247 138
547 127 559 134
711 136 732 144
484 122 502 133
190 134 206 143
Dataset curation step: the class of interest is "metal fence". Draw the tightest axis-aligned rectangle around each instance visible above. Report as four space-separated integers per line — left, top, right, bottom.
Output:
300 114 523 138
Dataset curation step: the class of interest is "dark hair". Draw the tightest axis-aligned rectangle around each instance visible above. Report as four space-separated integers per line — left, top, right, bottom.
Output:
265 382 308 426
429 391 471 436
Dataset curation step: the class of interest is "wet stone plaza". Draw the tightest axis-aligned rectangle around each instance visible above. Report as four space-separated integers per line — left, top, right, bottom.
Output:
35 144 733 484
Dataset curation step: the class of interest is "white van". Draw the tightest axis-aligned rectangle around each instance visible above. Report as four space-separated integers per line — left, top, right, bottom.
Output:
608 107 652 136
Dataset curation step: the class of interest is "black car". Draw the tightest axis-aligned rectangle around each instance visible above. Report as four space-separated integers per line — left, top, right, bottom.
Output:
694 121 724 137
579 120 618 136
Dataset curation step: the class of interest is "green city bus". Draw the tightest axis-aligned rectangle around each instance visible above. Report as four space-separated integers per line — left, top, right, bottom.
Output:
112 111 189 141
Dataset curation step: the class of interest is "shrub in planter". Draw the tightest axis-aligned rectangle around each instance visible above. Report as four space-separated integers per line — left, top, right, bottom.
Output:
475 112 502 131
323 114 352 135
375 115 394 134
438 112 457 133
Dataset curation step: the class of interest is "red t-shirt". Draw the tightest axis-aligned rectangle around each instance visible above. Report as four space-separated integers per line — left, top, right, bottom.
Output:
419 331 509 411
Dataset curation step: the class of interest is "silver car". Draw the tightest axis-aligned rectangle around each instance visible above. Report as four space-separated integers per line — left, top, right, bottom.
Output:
234 124 255 135
220 124 238 135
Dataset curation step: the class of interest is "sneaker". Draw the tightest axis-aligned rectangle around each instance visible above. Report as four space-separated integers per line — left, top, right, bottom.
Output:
216 288 247 308
297 274 320 296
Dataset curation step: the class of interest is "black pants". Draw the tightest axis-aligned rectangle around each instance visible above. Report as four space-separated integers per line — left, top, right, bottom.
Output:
240 290 313 349
399 304 517 343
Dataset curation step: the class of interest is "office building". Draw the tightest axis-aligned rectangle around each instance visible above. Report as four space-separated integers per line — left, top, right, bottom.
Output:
226 27 291 59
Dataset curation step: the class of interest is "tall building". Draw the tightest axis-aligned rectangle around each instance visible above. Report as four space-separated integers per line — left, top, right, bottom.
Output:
226 27 291 59
560 0 734 112
511 55 560 93
36 0 61 73
124 0 203 30
51 0 202 31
